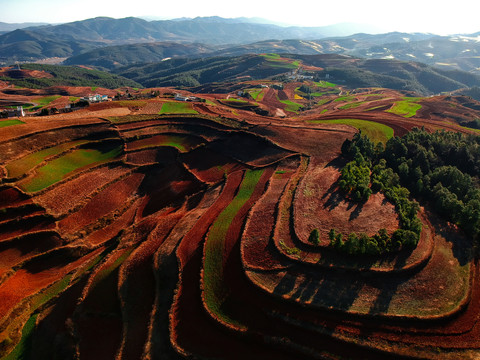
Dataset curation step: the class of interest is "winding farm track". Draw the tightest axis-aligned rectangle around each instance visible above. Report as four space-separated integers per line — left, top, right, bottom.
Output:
0 86 480 359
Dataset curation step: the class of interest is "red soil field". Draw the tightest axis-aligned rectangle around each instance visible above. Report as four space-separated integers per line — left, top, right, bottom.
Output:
293 160 399 243
0 231 62 279
0 67 54 79
36 164 132 216
76 248 129 360
58 172 144 234
0 247 103 321
0 186 30 208
118 208 185 360
182 147 245 183
241 159 299 271
85 198 140 246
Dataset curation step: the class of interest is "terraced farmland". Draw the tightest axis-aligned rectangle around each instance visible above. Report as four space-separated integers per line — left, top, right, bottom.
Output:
1 85 480 360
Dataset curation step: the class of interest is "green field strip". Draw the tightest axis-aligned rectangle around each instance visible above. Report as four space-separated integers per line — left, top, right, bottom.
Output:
277 97 303 113
1 247 109 360
246 88 264 101
19 143 123 193
222 98 248 104
338 101 366 110
203 169 264 328
23 95 62 110
159 101 198 115
314 81 337 88
89 249 133 290
107 114 160 123
117 100 148 108
2 314 37 360
316 98 331 106
34 95 62 107
0 119 25 128
334 95 357 102
129 134 203 152
386 99 422 118
1 274 73 360
261 54 300 69
366 105 389 111
308 119 394 143
261 53 281 60
6 140 90 178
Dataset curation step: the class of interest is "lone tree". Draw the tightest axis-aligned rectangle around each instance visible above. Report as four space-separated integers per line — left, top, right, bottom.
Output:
308 228 320 246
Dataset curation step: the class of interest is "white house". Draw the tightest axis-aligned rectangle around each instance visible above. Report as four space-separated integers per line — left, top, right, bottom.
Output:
174 93 190 101
6 106 25 117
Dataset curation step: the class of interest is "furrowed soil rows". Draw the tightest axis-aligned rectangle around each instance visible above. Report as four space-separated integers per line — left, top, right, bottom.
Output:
2 89 480 359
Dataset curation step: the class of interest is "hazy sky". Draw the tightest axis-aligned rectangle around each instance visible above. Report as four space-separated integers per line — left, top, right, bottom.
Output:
0 0 479 35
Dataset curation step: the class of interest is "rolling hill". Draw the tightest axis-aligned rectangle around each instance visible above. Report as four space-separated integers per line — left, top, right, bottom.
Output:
0 63 141 89
64 42 217 69
114 53 480 95
60 31 480 76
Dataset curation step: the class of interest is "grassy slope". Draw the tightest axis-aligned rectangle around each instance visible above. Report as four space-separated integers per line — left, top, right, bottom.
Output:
0 64 142 89
386 98 423 117
203 169 264 328
159 102 198 115
20 143 122 193
0 120 24 128
309 118 394 143
6 140 90 178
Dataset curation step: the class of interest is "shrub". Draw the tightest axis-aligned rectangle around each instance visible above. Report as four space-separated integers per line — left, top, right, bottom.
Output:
309 228 320 245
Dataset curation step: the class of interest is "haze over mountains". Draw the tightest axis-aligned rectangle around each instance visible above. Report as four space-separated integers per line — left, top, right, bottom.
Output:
0 16 479 74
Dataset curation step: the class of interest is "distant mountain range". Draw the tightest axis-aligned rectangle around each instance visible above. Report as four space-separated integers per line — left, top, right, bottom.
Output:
4 16 476 68
0 16 373 63
0 21 48 34
64 32 480 76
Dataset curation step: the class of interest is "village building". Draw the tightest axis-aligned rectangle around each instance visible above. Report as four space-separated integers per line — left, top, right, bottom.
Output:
1 106 25 118
81 94 109 103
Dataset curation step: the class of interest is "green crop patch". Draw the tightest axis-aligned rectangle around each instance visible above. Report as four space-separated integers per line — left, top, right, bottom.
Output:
277 97 303 113
20 142 123 193
309 118 394 143
128 134 204 152
338 101 365 110
3 314 38 360
159 101 198 114
387 99 422 117
0 119 25 128
6 140 89 178
203 169 264 328
35 95 62 107
246 89 264 101
117 100 147 108
315 81 337 88
334 95 356 102
107 114 159 124
261 53 281 60
317 98 331 106
261 54 300 69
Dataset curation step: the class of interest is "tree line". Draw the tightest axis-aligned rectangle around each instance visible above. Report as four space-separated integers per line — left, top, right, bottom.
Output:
316 128 480 256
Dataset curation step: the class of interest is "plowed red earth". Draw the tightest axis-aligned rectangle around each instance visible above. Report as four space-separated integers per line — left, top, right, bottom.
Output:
1 87 480 360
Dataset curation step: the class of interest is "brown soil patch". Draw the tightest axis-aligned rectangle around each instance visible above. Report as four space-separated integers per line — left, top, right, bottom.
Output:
58 172 144 234
241 159 299 271
35 165 131 216
0 67 54 79
294 160 399 243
